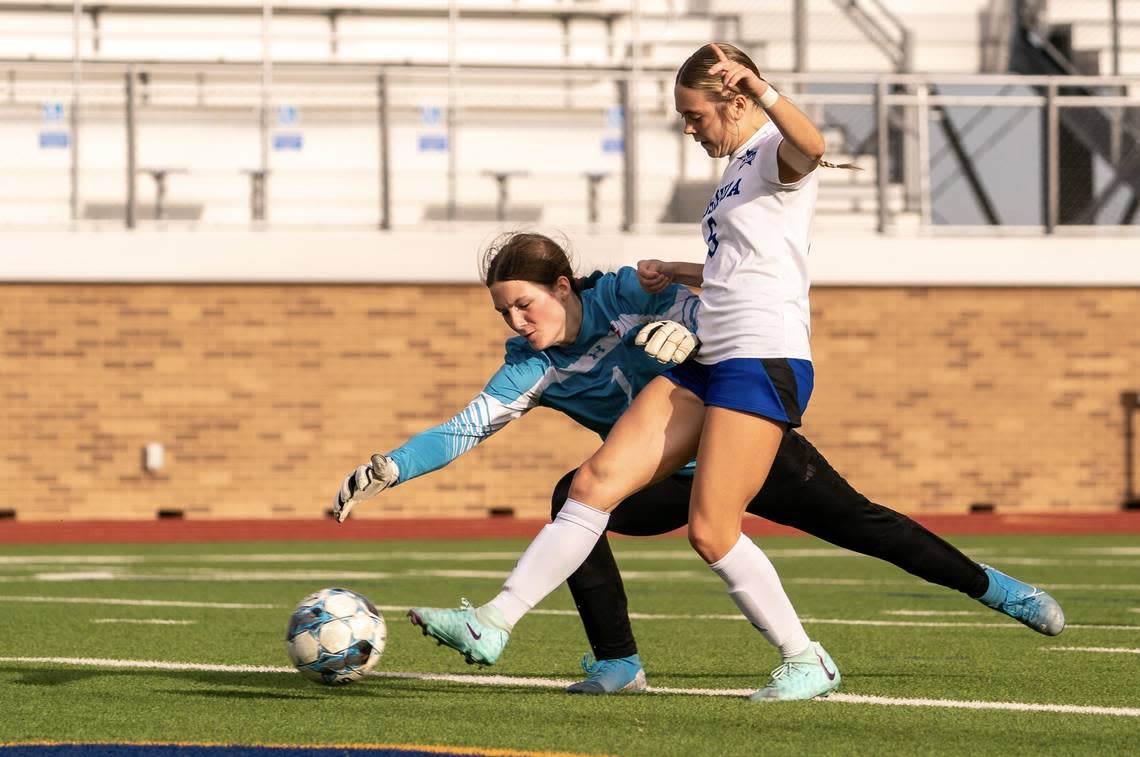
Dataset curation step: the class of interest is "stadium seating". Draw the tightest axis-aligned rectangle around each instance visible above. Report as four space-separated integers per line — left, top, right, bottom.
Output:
0 0 1000 70
1047 0 1140 74
0 1 1132 231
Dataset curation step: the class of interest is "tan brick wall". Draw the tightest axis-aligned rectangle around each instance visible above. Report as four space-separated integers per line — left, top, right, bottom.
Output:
803 288 1140 514
1 284 1137 520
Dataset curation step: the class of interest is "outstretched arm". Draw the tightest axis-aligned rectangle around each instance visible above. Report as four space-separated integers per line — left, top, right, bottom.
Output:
637 260 704 293
386 390 534 482
332 353 547 521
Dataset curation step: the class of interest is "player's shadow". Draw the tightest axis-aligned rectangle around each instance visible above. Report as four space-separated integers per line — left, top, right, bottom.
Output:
160 686 324 701
840 670 970 680
1 665 551 699
7 667 142 687
882 590 960 598
4 667 326 700
645 671 776 683
380 682 561 697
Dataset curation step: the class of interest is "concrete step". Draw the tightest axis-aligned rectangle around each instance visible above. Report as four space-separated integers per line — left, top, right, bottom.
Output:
1045 0 1137 21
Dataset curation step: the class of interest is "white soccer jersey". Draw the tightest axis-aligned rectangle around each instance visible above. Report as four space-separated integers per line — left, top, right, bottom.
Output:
695 120 819 364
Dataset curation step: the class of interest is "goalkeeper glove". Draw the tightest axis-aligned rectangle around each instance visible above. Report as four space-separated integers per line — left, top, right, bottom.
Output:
635 320 699 364
332 454 399 523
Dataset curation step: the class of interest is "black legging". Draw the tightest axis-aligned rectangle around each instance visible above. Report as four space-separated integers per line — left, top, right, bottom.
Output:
551 429 989 660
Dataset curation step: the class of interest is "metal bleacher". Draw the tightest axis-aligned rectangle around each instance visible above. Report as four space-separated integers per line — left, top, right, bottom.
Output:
0 0 705 65
1045 0 1140 75
1007 0 1140 226
1 1 1135 231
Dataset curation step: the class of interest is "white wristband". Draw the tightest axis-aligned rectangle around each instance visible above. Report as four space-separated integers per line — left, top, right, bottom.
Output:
758 86 779 109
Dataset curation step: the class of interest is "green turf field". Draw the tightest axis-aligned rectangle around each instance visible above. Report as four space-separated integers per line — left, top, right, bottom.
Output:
0 533 1137 755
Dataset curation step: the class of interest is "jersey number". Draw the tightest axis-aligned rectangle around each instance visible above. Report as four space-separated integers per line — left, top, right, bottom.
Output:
705 218 719 257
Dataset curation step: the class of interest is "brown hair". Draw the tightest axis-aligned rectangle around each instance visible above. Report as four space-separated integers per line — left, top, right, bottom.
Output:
482 232 580 293
676 43 858 171
676 42 762 107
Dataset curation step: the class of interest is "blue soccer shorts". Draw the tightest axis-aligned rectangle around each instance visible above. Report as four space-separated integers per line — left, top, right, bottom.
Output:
663 357 814 427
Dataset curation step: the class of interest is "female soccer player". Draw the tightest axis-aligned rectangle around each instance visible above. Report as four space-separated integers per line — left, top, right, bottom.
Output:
399 44 1066 700
402 41 846 701
336 234 1063 697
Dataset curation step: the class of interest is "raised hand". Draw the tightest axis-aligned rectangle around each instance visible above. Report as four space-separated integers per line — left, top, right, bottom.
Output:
707 43 771 101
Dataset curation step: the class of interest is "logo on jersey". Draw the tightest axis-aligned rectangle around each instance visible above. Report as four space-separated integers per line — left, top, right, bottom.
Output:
703 178 742 219
736 148 757 170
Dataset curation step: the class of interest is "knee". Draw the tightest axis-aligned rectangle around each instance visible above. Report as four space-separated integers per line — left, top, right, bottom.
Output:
568 456 613 503
550 469 577 520
687 520 737 564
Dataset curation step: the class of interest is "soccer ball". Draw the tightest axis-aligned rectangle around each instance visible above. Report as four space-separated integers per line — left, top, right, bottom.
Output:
285 587 386 685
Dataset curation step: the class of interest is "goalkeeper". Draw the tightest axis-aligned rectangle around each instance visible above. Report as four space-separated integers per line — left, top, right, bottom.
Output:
333 231 1064 695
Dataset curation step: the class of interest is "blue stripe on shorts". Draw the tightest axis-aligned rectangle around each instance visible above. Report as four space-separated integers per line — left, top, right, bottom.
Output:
663 357 814 427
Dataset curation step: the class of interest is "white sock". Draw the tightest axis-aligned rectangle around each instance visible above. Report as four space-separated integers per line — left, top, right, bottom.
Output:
708 533 811 660
484 498 609 630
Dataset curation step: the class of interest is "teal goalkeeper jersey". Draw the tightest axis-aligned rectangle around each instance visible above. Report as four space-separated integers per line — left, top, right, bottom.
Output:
386 267 700 484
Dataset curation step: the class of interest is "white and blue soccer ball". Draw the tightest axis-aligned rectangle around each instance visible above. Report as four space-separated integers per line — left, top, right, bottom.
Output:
285 587 386 685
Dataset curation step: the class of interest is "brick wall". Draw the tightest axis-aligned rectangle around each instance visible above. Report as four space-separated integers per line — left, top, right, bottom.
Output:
1 284 1136 520
802 288 1139 515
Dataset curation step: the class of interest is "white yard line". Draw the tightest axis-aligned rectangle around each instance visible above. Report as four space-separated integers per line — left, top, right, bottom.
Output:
0 549 850 565
17 567 1140 583
14 547 1140 567
0 547 1074 565
0 556 143 565
91 619 197 625
0 656 296 674
1070 547 1140 556
0 568 798 583
983 557 1140 568
822 693 1140 717
3 595 1136 632
0 655 1136 717
802 618 1138 630
0 595 276 609
387 605 1137 630
0 570 400 583
1039 583 1140 591
152 549 854 562
1041 647 1140 655
883 610 982 617
26 571 125 582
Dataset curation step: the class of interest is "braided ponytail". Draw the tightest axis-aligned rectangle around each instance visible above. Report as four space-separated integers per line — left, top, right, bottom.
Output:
818 159 861 171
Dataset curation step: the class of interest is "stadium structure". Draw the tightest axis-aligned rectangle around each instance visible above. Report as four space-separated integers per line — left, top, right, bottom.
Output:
1 0 1138 520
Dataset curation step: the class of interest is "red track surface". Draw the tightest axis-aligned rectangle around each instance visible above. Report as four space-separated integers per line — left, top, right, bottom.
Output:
0 512 1138 544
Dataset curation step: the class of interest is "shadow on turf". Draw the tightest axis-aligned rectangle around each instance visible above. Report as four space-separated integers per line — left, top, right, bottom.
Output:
4 667 326 698
11 664 979 697
640 672 787 683
2 666 553 699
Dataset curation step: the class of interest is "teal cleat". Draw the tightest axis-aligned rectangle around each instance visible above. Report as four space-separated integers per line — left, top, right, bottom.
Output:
978 564 1066 636
407 598 510 666
750 642 841 702
566 653 648 695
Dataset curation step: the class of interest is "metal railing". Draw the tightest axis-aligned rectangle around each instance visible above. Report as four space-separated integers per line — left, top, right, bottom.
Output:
2 59 1139 233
